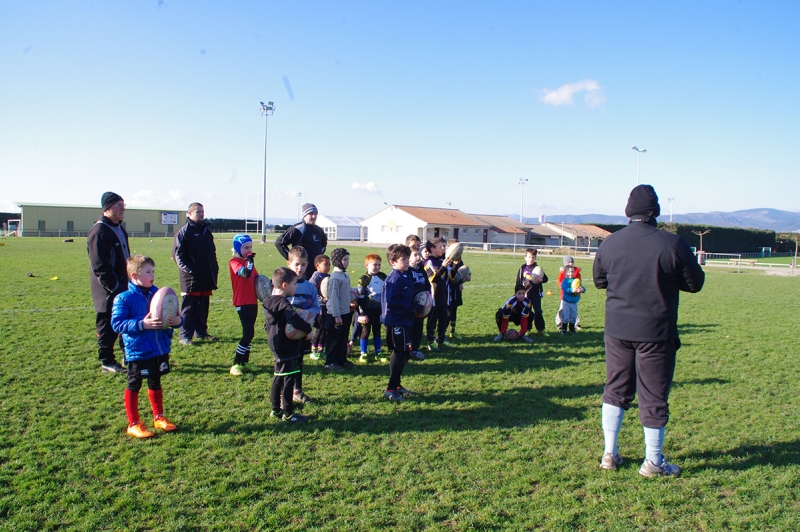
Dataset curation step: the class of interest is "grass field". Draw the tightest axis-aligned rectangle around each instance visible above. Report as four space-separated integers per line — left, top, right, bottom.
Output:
1 236 799 531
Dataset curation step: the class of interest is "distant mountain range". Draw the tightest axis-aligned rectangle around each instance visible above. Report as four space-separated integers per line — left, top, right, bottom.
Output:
523 209 800 233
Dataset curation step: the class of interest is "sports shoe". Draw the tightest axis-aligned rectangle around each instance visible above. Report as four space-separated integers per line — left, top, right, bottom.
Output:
359 352 370 362
521 335 534 344
293 391 314 404
341 360 356 369
575 325 583 331
282 412 309 423
309 352 322 361
442 339 453 348
241 362 259 373
428 341 440 352
270 409 283 419
384 389 404 401
600 452 623 470
153 416 177 432
396 386 415 397
493 334 504 342
101 360 126 373
179 338 193 346
411 351 426 361
560 329 568 336
127 422 154 439
639 456 681 478
324 363 344 371
194 334 217 342
229 364 244 376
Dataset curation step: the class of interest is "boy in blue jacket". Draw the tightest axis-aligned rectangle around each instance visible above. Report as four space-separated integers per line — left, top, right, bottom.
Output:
112 255 182 439
381 244 416 401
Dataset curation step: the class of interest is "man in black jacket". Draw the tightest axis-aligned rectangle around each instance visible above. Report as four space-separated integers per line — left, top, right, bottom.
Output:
173 202 219 345
275 203 327 280
593 185 705 478
87 192 130 373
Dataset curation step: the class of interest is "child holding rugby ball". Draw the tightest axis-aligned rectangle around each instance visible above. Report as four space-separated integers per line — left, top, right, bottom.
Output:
228 234 259 376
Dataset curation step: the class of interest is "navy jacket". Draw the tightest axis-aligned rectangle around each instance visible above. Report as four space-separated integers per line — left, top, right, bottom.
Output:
173 218 219 292
381 269 414 328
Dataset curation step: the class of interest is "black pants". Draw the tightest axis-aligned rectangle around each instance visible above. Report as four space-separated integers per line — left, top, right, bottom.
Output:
271 358 301 415
411 316 425 351
602 334 679 428
180 294 210 341
312 308 328 349
324 312 353 365
386 325 411 390
360 308 382 341
426 298 449 343
234 305 258 365
529 294 545 332
96 303 125 363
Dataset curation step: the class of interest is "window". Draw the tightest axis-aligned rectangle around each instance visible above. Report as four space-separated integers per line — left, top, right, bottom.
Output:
381 225 388 232
67 221 74 231
396 226 403 233
475 229 479 235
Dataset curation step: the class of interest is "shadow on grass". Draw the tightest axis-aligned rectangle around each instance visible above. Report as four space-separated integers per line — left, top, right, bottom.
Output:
684 439 800 472
673 378 730 387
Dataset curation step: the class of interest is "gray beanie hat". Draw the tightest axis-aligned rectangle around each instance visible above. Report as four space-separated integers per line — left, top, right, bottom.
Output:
563 255 574 266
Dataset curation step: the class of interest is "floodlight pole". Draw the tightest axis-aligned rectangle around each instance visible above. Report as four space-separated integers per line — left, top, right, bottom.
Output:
631 146 647 185
297 192 302 222
518 178 528 223
668 198 675 223
259 101 275 244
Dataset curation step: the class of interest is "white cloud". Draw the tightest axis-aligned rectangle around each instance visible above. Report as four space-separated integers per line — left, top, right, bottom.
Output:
272 189 300 199
540 79 606 108
351 182 381 195
128 189 188 209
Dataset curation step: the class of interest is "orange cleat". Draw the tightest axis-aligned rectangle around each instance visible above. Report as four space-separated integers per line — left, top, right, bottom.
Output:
153 416 177 432
127 422 154 439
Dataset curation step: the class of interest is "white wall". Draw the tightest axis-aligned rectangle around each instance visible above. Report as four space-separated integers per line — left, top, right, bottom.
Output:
361 208 425 245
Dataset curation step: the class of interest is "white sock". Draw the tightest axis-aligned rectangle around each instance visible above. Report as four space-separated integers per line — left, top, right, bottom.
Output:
643 426 665 465
602 403 625 455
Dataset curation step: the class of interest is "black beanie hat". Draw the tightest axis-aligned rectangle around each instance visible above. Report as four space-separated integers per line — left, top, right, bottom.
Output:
331 248 349 270
101 192 123 212
625 185 660 219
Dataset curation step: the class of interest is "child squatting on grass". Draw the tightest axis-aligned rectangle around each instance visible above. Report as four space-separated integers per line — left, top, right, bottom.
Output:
228 234 260 377
381 244 416 401
494 284 535 343
264 267 314 423
112 255 182 439
284 246 321 404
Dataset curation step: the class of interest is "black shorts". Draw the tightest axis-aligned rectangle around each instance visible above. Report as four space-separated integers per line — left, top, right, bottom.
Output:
127 355 170 379
386 325 412 354
273 357 302 376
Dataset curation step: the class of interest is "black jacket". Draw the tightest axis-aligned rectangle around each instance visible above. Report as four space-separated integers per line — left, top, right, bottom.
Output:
274 222 327 279
87 216 130 312
173 219 219 292
263 295 313 362
593 221 705 342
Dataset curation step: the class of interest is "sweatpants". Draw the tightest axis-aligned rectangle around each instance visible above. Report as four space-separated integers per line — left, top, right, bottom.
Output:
324 312 353 365
426 298 449 343
180 294 211 340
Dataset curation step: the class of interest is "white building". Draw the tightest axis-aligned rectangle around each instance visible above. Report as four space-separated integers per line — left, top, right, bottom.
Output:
359 205 490 245
316 214 366 241
540 222 611 249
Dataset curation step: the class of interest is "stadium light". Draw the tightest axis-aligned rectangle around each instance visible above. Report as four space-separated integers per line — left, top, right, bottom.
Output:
668 198 675 223
518 178 528 223
631 146 647 185
259 101 275 243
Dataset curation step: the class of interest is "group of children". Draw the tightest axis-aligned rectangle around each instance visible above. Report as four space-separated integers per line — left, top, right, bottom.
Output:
110 236 584 436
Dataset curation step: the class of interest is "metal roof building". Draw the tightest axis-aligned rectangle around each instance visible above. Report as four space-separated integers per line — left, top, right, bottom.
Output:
14 203 187 237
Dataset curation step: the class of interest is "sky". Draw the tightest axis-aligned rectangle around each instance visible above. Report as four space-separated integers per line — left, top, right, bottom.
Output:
2 1 799 223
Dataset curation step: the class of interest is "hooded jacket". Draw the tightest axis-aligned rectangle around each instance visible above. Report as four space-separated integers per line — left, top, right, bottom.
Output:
173 218 219 292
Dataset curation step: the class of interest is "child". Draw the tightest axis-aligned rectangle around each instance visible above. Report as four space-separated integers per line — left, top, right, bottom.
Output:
446 239 469 342
516 248 548 334
559 264 585 334
408 244 428 361
324 248 355 370
228 234 260 376
494 284 535 343
264 267 313 423
381 244 416 401
556 255 582 330
309 254 330 360
424 237 453 351
112 255 182 438
284 246 321 404
356 253 386 362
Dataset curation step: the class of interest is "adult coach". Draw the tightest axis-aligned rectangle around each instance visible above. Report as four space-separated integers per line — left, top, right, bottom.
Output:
173 202 219 345
87 191 130 373
593 185 705 477
275 203 327 280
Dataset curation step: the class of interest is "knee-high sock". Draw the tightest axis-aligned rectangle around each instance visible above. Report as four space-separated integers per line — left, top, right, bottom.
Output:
373 336 382 355
643 426 665 465
360 338 369 354
602 403 625 455
148 389 164 418
124 390 139 425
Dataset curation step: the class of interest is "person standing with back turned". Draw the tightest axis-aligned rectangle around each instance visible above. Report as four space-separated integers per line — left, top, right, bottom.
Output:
593 185 704 477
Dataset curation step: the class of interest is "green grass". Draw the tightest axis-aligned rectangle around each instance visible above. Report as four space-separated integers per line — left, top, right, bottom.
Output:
1 236 799 531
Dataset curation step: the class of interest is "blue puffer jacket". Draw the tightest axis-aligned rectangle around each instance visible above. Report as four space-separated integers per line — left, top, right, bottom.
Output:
111 283 181 361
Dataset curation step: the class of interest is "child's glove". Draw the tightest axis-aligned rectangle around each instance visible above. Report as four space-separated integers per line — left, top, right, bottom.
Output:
246 253 255 270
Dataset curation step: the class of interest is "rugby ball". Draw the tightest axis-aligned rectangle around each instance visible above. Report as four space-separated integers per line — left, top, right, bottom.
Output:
150 286 179 329
505 329 520 341
413 291 433 318
532 266 544 280
319 277 329 300
454 265 471 284
445 242 464 262
285 308 315 340
350 288 359 302
571 279 582 292
255 274 273 301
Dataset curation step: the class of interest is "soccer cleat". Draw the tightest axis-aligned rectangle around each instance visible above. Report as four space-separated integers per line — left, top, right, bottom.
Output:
442 339 453 348
396 386 415 397
241 362 259 373
309 352 322 361
427 341 440 352
600 452 624 470
341 360 356 369
493 334 504 342
359 352 370 362
229 364 244 376
411 351 426 361
384 389 404 401
179 338 193 346
270 409 283 419
639 456 681 478
521 335 534 343
324 363 344 371
153 416 177 432
127 422 154 439
101 360 126 373
282 412 309 423
293 392 314 404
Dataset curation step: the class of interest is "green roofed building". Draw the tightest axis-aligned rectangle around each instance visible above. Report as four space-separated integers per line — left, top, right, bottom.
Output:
14 203 187 237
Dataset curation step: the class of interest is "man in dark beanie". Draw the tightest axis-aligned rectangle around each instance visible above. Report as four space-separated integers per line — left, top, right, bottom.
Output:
275 203 327 280
593 184 705 477
87 192 130 373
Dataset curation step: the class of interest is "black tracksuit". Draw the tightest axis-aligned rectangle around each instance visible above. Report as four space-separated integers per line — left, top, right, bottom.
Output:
516 262 548 332
274 222 328 280
173 218 219 341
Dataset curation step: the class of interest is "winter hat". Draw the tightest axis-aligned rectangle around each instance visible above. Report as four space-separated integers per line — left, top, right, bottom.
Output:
232 234 252 256
101 192 123 212
331 248 349 270
301 203 318 218
625 184 661 219
563 255 574 266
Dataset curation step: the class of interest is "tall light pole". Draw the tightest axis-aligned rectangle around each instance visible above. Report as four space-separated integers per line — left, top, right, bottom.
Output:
631 146 647 185
518 178 528 223
668 198 675 223
259 101 275 243
296 192 302 222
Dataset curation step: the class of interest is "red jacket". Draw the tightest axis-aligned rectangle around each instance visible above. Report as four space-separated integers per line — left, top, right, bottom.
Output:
229 256 258 307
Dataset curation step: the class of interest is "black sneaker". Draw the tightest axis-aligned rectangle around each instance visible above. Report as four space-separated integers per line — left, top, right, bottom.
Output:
396 386 415 397
411 351 426 361
427 341 440 352
324 363 344 371
341 360 356 369
282 413 309 423
270 409 283 419
383 389 404 401
101 360 126 373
